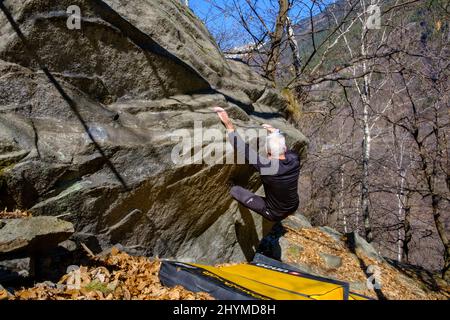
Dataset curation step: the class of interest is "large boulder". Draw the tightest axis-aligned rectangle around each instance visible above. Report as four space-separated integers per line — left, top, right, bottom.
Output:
0 0 308 263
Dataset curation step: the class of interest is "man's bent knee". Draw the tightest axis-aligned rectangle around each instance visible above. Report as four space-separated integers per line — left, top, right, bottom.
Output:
230 185 244 200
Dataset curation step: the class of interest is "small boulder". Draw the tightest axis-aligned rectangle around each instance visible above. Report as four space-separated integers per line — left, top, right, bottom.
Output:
0 257 33 282
346 232 384 262
282 212 312 230
319 252 342 269
0 216 74 259
349 281 368 292
280 237 304 262
57 240 78 253
319 226 343 242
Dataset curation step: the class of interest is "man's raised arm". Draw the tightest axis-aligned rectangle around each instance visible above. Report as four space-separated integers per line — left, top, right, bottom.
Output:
213 107 269 170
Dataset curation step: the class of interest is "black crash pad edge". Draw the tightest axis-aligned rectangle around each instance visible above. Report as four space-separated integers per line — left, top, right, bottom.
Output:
159 260 269 300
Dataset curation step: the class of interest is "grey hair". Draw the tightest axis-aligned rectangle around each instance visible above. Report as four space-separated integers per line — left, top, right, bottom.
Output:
266 131 286 157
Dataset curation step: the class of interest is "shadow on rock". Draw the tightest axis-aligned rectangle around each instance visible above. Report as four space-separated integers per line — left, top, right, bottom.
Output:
234 205 259 262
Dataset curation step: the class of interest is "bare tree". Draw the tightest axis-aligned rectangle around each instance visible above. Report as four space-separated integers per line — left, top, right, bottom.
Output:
197 0 449 278
266 0 290 81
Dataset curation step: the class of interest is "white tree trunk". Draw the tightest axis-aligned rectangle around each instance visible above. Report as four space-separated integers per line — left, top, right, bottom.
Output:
359 5 373 242
355 201 360 234
393 132 408 262
361 98 372 242
339 165 348 233
286 16 301 78
397 169 406 262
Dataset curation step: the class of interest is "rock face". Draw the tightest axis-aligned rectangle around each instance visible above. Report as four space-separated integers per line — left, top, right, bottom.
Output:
0 0 308 263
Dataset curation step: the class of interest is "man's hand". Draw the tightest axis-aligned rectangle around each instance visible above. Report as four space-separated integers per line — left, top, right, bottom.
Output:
262 123 277 134
213 107 235 132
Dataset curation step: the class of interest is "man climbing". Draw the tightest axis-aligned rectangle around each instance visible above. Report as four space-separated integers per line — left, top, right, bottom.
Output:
213 107 300 222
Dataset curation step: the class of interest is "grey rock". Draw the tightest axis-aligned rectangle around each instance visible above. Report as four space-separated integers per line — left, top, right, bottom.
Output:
0 257 33 282
349 281 367 292
0 0 308 263
280 238 304 262
0 1 210 102
0 216 74 257
58 240 78 252
319 226 344 242
0 257 32 274
282 212 312 230
319 252 342 269
351 232 384 262
0 150 29 168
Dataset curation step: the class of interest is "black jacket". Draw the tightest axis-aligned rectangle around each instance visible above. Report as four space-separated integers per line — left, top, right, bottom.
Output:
228 131 300 216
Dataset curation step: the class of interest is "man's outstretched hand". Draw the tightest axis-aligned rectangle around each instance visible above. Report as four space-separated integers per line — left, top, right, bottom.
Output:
213 107 277 134
213 107 235 132
262 123 277 133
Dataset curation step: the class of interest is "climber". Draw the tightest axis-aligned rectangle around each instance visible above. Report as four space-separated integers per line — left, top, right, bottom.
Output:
213 107 300 222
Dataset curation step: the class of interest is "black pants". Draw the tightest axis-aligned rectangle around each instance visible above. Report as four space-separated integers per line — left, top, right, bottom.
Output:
230 186 282 222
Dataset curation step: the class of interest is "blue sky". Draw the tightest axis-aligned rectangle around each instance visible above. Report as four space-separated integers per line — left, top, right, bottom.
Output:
190 0 335 20
189 0 335 49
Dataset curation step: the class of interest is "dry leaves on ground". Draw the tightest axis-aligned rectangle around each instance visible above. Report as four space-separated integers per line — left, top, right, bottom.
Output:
283 227 449 300
0 209 31 219
0 289 11 300
13 247 213 300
